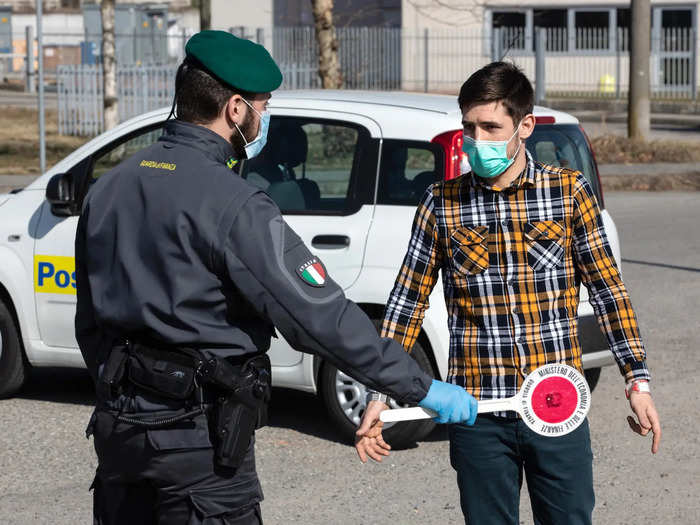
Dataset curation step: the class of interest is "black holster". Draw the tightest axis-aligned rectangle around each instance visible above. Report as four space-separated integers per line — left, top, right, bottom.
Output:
96 342 129 401
207 354 271 469
97 340 271 469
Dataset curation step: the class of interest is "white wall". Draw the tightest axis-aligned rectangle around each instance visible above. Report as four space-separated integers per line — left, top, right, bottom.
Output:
211 0 273 31
12 13 83 44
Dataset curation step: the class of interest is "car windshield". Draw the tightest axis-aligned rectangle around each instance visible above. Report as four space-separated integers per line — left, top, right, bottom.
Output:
526 124 602 202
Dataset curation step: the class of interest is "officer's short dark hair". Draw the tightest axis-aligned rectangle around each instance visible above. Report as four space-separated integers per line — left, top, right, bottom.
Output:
175 58 253 124
458 62 534 126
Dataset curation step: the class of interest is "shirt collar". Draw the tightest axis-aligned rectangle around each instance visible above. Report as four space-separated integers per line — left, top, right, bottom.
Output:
468 150 538 192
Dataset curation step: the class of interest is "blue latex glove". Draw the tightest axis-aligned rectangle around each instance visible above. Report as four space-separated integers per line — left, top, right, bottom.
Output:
418 380 478 425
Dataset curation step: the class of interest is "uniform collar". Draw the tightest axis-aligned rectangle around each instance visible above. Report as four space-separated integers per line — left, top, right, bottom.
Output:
160 120 238 168
468 150 538 192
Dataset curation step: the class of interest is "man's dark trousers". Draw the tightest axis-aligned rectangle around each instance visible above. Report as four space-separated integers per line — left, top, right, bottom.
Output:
91 410 263 524
449 414 594 525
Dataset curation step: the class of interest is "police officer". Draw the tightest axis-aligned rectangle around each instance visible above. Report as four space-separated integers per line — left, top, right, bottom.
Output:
75 30 477 525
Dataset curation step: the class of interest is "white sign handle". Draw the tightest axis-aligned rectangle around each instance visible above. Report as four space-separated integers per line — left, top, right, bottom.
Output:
379 396 517 423
380 406 435 423
477 397 516 413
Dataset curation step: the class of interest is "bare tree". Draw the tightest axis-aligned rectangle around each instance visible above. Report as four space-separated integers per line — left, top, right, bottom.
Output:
199 0 211 31
99 0 118 131
310 0 342 89
628 0 650 140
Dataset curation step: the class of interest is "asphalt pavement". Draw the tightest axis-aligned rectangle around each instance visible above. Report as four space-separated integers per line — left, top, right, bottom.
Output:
0 191 698 524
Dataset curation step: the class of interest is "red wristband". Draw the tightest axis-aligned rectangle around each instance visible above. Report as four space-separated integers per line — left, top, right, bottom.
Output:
625 379 650 399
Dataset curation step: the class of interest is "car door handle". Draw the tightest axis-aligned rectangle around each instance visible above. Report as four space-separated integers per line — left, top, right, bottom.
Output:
312 235 350 249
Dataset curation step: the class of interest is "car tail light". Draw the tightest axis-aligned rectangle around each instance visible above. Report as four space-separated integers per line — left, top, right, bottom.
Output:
431 129 463 180
535 116 556 124
579 125 605 208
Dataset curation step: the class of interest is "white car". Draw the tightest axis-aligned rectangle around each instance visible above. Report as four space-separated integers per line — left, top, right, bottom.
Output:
0 91 617 446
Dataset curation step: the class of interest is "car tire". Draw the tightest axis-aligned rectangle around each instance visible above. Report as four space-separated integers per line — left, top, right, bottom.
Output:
584 367 601 392
0 301 26 398
319 321 437 449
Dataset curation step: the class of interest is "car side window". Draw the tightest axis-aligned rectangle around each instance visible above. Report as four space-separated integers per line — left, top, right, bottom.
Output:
377 140 443 206
90 126 164 184
68 124 164 214
526 124 602 201
240 117 375 215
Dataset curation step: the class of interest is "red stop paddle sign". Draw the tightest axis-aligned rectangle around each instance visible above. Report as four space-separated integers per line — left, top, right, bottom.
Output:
380 363 591 437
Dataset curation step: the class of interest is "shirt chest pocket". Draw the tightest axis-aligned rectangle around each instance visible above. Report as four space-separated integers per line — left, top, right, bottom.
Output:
524 220 565 271
449 226 490 275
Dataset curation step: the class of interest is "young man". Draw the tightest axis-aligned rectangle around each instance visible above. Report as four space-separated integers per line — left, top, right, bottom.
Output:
356 62 661 524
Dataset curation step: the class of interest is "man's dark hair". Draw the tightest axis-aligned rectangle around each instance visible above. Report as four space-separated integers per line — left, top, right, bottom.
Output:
174 58 252 124
458 62 534 126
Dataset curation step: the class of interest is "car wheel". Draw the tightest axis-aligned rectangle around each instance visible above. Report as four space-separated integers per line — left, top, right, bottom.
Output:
0 301 26 398
319 324 437 449
584 367 601 392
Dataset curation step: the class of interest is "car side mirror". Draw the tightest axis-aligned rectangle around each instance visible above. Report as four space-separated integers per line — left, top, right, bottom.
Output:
46 172 79 217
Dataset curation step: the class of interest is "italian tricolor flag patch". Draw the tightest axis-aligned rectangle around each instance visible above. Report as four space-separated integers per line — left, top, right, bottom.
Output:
297 257 327 287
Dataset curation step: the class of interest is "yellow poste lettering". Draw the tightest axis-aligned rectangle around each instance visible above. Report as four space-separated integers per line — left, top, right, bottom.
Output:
34 256 77 295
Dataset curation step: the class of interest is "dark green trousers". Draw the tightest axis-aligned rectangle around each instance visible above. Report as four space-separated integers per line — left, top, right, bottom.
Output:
448 415 594 525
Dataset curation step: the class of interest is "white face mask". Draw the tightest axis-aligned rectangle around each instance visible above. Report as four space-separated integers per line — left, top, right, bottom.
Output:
462 120 523 179
235 98 270 159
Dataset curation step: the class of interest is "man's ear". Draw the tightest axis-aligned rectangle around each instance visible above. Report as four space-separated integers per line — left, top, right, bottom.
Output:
224 94 244 127
518 113 536 140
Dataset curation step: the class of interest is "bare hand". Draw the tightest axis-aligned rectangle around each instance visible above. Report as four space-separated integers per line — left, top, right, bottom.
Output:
627 392 661 454
355 400 390 463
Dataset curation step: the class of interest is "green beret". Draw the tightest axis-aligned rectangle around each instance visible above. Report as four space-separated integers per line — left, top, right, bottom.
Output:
185 30 283 93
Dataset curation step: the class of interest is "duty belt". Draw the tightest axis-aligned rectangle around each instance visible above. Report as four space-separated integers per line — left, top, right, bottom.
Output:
97 340 271 429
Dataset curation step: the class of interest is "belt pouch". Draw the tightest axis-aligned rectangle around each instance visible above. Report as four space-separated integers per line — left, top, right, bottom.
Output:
126 344 196 400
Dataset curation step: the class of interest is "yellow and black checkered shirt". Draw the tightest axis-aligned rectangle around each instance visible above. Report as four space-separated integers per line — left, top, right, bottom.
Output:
381 151 649 404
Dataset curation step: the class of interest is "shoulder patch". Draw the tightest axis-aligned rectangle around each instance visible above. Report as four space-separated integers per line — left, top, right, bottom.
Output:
296 257 327 287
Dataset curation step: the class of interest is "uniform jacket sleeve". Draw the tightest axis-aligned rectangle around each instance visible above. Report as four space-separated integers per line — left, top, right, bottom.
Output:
74 201 116 384
572 174 650 382
218 192 432 404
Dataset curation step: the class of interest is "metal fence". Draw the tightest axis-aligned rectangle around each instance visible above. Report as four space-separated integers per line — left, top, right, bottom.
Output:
57 62 318 135
58 64 177 135
50 25 700 135
270 27 401 90
403 26 697 99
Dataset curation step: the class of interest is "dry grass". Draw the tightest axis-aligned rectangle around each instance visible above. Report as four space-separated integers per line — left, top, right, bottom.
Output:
0 107 89 175
602 173 700 191
591 134 700 164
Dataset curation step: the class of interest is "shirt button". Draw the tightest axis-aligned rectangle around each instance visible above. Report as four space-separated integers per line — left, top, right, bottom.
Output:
512 306 518 314
501 220 508 226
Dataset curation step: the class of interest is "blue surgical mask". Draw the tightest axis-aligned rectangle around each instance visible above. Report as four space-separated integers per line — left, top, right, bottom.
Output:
236 99 270 159
462 121 522 179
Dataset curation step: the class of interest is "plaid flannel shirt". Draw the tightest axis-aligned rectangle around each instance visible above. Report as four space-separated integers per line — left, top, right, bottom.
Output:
381 151 649 408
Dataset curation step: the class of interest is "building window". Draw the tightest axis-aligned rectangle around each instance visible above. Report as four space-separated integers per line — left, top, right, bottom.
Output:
493 11 527 52
488 5 696 57
574 10 610 51
534 9 567 52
